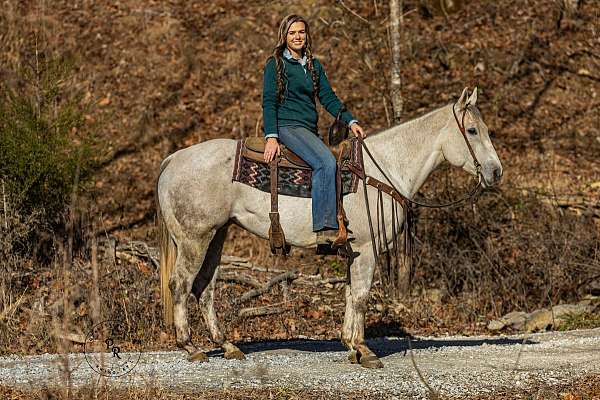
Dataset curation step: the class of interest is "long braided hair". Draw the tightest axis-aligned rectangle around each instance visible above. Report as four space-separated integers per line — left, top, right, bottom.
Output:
270 14 319 104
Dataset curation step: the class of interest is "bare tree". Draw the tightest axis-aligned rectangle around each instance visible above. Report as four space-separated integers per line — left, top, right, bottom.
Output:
384 0 413 298
389 0 403 124
556 0 581 29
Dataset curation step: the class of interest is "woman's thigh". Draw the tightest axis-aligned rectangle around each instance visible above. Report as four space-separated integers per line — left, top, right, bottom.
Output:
278 126 333 169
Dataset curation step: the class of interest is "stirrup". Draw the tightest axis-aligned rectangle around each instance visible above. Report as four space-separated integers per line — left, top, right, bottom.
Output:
316 230 337 245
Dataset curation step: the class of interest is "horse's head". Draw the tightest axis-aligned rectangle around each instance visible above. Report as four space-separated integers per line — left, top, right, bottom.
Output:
441 87 503 188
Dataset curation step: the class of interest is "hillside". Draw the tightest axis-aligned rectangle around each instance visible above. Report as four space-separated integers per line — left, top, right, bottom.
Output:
1 0 599 359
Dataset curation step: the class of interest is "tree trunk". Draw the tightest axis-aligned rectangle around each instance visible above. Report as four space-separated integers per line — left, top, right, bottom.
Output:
387 0 412 299
389 0 403 124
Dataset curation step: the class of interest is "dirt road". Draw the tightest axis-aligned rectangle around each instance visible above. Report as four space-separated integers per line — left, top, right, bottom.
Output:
1 329 599 398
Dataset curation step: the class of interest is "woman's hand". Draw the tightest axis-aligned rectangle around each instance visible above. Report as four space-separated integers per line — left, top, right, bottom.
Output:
350 123 366 139
263 137 281 163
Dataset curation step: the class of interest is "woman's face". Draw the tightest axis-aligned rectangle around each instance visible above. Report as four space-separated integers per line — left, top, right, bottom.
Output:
286 21 306 54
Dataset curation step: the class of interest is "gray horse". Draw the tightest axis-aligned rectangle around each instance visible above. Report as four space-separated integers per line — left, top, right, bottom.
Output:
156 87 503 368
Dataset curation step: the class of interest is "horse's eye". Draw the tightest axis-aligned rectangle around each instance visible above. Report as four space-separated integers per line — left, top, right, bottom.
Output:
467 127 478 135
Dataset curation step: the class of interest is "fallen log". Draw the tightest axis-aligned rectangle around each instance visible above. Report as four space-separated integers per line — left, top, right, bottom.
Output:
293 276 347 287
217 271 261 289
115 241 160 268
238 305 285 318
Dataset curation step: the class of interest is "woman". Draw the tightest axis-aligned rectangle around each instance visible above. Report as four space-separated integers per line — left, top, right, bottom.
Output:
262 14 366 246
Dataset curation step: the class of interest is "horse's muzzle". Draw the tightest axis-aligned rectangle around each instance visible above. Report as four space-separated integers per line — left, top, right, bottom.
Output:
481 163 503 188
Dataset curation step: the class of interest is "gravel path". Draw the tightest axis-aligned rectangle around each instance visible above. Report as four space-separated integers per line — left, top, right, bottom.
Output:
1 329 599 398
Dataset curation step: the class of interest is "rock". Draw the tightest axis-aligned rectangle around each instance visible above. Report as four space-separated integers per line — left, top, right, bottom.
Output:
578 295 600 307
493 302 595 333
552 303 591 317
525 309 554 332
501 311 528 330
487 311 527 331
487 320 505 331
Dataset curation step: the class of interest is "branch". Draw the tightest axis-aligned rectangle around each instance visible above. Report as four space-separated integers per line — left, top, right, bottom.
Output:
239 271 298 303
238 305 285 318
294 276 347 287
217 271 262 288
220 255 288 273
338 0 370 24
115 240 159 268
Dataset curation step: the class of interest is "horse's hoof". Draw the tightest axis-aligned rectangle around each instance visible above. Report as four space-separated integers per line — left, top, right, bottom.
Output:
360 354 384 369
347 350 359 364
188 350 209 362
224 349 246 360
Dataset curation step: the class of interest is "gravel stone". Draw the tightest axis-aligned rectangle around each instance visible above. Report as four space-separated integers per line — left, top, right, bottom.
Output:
0 329 599 398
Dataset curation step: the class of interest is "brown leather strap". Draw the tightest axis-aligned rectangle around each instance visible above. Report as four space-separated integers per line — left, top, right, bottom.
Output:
452 102 482 173
358 140 380 270
270 160 278 213
365 176 408 207
343 161 365 179
268 158 288 255
332 144 348 247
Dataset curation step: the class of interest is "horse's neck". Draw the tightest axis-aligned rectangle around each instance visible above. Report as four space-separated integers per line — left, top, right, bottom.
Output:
362 104 451 198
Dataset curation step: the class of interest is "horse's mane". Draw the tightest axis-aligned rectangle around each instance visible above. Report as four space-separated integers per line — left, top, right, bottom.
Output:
364 102 452 139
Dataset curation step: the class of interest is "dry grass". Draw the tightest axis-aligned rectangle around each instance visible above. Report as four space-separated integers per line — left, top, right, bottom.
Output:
2 375 600 400
463 375 600 400
0 385 385 400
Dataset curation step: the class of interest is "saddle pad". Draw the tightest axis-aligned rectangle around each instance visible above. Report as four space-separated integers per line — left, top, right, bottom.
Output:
232 139 361 198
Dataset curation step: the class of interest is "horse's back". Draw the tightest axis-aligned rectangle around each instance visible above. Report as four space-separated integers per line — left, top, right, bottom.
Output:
161 138 237 174
157 138 238 235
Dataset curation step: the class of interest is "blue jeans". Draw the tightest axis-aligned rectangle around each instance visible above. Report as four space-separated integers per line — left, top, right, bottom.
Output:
278 126 338 231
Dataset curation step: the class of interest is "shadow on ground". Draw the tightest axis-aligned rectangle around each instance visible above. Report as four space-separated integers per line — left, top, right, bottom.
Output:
206 336 535 359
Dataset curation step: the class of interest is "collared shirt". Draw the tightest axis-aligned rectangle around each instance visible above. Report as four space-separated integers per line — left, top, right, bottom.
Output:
263 50 358 139
283 48 307 74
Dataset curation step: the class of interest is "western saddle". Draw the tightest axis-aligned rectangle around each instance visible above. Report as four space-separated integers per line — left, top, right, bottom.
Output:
237 104 354 255
241 135 353 255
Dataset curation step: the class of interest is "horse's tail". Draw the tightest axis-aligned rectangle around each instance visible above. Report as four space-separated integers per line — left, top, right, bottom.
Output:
156 154 176 327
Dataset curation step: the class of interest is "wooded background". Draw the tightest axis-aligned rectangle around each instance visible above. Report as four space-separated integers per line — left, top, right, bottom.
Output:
0 0 598 356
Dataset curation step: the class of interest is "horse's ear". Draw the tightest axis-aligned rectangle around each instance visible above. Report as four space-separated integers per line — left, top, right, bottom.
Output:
468 86 478 105
458 87 469 110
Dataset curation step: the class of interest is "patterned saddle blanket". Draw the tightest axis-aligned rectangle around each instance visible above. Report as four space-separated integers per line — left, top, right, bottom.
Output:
232 137 361 198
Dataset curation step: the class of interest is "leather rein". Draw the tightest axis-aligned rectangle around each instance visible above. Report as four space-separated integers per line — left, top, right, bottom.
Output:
341 101 484 293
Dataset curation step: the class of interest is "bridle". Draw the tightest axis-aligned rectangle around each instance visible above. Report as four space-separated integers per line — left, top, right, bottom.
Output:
343 100 486 293
353 100 484 210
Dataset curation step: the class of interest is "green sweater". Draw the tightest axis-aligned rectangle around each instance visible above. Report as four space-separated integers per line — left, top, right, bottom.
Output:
262 55 354 138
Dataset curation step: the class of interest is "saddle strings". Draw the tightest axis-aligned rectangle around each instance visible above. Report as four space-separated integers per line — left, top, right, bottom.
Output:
375 187 415 297
354 100 486 293
363 160 415 296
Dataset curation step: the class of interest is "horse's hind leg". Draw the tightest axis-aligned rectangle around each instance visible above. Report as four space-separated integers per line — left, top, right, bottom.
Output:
192 225 245 360
170 235 213 362
198 275 246 360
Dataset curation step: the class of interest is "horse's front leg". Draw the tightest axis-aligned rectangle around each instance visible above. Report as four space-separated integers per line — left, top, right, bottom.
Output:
349 248 384 369
341 283 357 363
